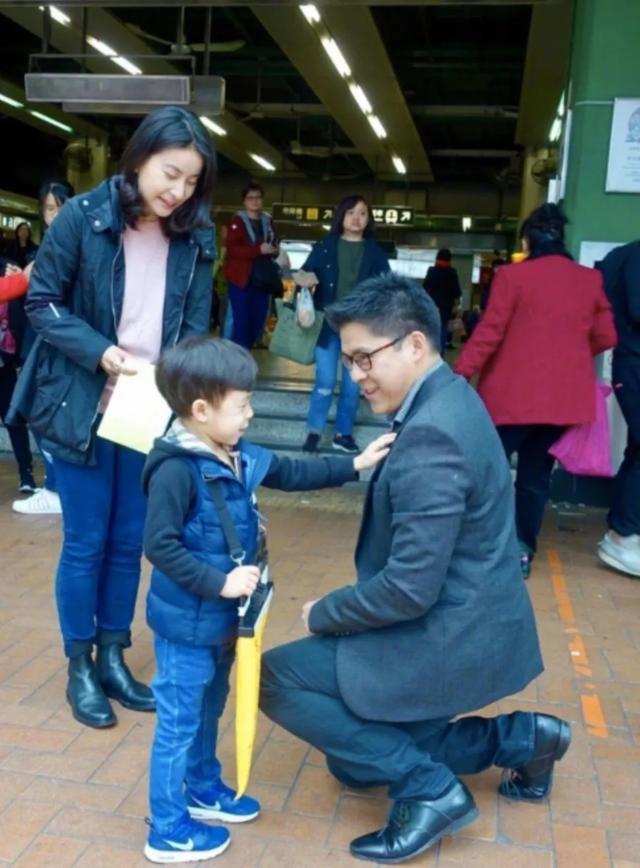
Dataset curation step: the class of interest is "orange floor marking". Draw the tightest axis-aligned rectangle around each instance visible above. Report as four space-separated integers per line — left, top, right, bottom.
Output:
547 549 608 739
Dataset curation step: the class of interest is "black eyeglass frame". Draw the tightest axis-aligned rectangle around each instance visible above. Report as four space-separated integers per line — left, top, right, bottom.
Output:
340 334 406 372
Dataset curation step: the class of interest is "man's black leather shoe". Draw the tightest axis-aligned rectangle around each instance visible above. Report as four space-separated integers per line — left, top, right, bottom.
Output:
499 713 572 801
96 644 156 713
66 653 117 729
350 780 478 864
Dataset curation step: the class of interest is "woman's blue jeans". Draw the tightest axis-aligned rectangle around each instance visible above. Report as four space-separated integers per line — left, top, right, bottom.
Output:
52 437 147 657
307 330 360 436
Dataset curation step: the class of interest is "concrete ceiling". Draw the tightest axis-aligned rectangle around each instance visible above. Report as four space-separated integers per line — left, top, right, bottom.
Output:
1 3 303 177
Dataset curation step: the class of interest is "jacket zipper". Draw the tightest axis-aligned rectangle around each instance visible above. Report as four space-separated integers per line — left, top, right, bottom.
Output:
174 246 199 344
81 233 123 452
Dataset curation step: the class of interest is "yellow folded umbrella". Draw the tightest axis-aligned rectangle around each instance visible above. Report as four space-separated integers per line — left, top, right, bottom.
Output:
235 566 273 798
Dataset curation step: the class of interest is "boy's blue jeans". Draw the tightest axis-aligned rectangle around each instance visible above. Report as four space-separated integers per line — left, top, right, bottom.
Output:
307 330 360 436
149 636 235 835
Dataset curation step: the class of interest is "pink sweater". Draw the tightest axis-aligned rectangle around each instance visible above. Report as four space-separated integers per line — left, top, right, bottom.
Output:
101 219 169 408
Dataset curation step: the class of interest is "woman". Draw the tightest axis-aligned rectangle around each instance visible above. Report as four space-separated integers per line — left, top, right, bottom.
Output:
223 180 278 348
15 106 216 728
6 221 38 269
296 195 390 454
455 204 617 577
12 179 75 516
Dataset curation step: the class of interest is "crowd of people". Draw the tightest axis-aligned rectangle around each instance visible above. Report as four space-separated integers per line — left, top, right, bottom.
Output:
0 105 637 864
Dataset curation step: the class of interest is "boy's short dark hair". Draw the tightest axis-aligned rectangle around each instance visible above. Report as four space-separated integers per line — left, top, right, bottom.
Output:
241 180 264 200
325 272 441 351
156 336 258 417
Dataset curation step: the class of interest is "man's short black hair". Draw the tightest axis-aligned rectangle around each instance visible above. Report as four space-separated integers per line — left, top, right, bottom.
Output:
156 336 258 417
325 272 441 350
241 180 264 200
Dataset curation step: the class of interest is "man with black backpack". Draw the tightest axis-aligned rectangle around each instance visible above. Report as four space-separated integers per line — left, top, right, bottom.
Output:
597 241 640 577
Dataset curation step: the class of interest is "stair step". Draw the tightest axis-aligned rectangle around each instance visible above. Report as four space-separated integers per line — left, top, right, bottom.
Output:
249 415 383 447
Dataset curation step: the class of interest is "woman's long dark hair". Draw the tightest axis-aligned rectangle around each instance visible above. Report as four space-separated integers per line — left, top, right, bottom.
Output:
119 106 217 237
521 203 570 259
39 178 75 228
330 194 375 238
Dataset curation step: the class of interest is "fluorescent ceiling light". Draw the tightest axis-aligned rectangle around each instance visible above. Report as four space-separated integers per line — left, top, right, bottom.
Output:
367 115 387 139
111 56 142 76
0 93 23 109
322 224 331 231
87 35 116 57
321 37 351 78
200 116 227 136
39 5 71 26
557 91 566 117
250 153 276 172
299 4 321 24
462 216 472 232
392 156 407 174
549 116 562 142
349 83 372 115
29 110 73 133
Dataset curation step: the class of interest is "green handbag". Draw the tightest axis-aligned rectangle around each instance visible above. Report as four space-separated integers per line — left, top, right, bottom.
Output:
269 298 324 366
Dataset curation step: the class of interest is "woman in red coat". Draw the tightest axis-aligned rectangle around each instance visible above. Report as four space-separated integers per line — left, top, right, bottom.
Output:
455 204 617 577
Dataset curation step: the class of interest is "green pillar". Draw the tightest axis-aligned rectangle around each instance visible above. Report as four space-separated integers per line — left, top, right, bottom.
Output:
563 0 640 255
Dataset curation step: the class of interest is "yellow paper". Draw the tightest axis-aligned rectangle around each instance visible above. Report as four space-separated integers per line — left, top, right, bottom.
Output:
97 362 172 455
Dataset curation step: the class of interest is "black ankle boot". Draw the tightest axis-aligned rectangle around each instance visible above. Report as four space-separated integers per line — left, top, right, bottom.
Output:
96 644 156 713
66 652 117 729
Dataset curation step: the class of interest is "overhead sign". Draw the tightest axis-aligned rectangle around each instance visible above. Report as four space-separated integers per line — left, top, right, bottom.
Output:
273 203 414 226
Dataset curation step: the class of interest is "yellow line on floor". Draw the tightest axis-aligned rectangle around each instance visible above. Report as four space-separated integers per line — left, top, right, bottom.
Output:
547 549 608 739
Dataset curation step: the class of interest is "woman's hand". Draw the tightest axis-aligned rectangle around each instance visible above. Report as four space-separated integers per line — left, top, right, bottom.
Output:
4 263 21 276
100 346 138 376
260 242 278 256
353 432 397 473
293 270 319 289
23 261 35 281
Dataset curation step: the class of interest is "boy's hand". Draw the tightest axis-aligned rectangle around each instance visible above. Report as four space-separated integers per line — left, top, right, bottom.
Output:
301 599 318 633
353 432 397 473
221 565 260 599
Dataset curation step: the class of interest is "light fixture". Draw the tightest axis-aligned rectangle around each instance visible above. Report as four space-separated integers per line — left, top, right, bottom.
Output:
392 155 407 174
29 110 73 133
321 37 351 78
0 93 24 109
557 91 566 118
549 116 562 142
200 116 227 136
250 153 276 172
299 4 321 24
462 216 472 232
39 5 71 26
322 224 331 231
367 115 387 139
87 35 116 57
349 83 372 115
111 56 142 76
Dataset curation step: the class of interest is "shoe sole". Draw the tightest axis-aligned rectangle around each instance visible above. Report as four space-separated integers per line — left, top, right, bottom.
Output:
597 548 640 578
65 691 117 729
332 443 358 454
499 720 572 802
102 687 156 713
350 805 480 864
188 806 260 824
143 837 230 864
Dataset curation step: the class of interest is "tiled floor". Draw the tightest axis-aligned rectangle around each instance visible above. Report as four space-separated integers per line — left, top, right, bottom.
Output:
0 458 639 867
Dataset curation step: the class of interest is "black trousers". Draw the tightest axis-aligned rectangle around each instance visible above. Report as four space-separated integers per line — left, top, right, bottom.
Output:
609 359 640 537
260 636 536 801
0 356 33 480
497 424 565 554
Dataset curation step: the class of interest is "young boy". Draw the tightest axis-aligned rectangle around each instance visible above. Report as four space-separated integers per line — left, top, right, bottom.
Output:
142 336 394 863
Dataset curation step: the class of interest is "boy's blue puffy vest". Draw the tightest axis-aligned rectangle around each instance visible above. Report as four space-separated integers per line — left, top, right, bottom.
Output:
146 442 273 646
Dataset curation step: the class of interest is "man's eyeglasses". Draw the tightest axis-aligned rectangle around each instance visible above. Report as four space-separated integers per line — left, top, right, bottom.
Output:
341 335 405 372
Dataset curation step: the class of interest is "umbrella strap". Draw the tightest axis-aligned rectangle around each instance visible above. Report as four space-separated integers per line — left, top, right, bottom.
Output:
206 479 246 567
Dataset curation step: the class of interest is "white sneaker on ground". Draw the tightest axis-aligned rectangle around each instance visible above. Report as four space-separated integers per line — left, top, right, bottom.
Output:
597 532 640 578
12 489 62 515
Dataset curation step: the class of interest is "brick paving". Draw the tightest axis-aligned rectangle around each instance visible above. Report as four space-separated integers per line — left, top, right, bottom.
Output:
0 458 639 867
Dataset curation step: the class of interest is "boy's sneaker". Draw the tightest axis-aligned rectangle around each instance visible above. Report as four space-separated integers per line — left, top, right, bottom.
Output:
12 488 62 515
186 781 261 824
302 432 321 453
332 434 359 454
598 532 640 578
144 816 230 864
18 472 37 494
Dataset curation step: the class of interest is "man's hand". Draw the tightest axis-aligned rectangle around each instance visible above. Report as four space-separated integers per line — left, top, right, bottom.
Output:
5 263 21 276
354 432 397 473
260 242 278 256
221 566 260 599
293 270 318 289
301 599 319 633
99 345 138 376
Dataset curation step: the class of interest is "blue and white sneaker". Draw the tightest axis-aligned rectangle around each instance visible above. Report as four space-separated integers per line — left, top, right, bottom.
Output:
186 781 261 824
144 816 230 864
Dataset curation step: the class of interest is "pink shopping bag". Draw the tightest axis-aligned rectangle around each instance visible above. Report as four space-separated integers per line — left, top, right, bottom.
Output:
548 382 614 477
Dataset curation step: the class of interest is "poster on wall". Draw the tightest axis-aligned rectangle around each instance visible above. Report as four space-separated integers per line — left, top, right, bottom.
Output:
605 97 640 193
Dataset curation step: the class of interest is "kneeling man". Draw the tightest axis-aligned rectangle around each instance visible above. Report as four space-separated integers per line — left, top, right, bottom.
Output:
260 273 570 864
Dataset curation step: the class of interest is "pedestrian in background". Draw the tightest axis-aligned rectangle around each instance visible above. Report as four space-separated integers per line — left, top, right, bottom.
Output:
423 248 461 352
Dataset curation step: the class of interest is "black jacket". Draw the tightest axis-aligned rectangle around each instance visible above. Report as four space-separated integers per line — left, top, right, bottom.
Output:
309 365 543 722
423 264 461 322
10 176 215 464
598 241 640 362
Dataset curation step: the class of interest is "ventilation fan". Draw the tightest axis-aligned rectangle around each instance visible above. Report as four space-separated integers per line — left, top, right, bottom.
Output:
64 140 93 172
531 157 558 186
124 22 245 55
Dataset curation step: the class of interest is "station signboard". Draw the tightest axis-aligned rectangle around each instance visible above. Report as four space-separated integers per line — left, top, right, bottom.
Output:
272 203 414 226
